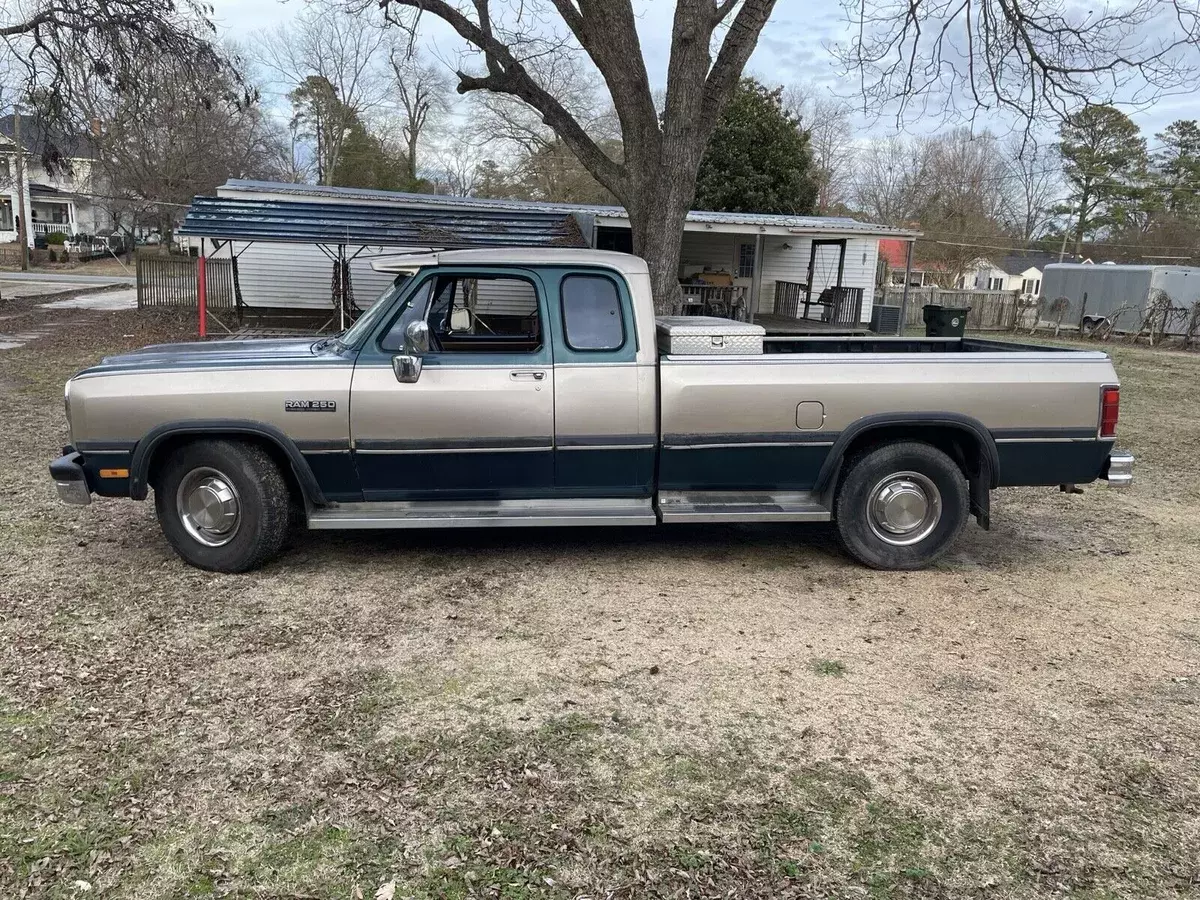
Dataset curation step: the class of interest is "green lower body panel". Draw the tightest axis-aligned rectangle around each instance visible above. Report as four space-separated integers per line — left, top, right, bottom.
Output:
995 440 1113 486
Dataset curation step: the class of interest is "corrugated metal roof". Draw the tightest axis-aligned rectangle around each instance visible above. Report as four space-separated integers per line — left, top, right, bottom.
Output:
213 179 919 238
177 194 589 247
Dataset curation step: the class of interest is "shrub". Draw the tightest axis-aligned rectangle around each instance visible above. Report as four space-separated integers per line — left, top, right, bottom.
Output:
44 231 68 246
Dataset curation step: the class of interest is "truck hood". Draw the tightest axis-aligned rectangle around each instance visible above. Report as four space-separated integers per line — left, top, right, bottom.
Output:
93 337 330 371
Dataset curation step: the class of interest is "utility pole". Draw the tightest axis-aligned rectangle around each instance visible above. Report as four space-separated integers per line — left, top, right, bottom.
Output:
13 108 29 271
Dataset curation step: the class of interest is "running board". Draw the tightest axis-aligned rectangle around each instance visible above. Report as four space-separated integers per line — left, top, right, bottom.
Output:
308 497 657 530
657 490 831 523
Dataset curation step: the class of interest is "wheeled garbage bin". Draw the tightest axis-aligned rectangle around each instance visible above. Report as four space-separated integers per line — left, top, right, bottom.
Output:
922 304 970 337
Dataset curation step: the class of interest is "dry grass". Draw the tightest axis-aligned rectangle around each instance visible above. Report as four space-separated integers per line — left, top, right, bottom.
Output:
1 309 1199 899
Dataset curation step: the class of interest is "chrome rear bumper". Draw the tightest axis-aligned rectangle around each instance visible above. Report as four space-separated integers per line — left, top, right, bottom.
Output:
1103 450 1134 486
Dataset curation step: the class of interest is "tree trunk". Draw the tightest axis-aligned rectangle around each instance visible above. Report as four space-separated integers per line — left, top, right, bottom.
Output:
630 194 689 316
1073 186 1089 258
407 132 419 184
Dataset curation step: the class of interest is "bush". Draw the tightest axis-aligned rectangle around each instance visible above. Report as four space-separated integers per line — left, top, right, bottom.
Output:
44 231 68 246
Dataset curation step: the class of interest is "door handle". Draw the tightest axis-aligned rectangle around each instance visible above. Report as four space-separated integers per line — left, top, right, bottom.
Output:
510 371 546 381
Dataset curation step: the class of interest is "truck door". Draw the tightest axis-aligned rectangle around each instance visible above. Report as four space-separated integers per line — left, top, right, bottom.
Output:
349 268 555 501
548 270 655 497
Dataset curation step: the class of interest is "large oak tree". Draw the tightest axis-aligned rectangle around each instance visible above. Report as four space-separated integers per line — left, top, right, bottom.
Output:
380 0 777 313
0 0 225 163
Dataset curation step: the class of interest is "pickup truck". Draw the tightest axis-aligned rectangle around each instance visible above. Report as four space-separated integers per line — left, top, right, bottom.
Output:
50 248 1133 573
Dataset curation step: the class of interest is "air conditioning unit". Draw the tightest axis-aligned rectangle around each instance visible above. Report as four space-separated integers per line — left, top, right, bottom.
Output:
871 305 902 334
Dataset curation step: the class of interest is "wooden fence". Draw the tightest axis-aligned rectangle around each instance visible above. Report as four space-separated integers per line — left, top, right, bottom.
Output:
136 255 236 309
879 287 1025 331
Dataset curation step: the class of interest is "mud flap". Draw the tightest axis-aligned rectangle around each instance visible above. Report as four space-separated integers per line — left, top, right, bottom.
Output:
969 457 991 530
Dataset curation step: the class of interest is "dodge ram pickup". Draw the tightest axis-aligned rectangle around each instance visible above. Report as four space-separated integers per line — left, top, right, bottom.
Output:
50 248 1133 573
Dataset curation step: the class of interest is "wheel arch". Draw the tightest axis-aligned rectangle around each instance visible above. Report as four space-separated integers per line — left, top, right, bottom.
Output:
815 413 999 529
129 420 326 506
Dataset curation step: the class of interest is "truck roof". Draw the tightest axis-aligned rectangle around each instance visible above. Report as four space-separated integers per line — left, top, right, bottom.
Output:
369 247 651 276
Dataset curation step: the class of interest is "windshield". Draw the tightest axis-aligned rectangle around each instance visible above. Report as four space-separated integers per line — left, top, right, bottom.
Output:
335 273 413 349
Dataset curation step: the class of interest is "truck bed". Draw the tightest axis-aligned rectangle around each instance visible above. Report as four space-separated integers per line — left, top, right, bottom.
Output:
657 333 1118 493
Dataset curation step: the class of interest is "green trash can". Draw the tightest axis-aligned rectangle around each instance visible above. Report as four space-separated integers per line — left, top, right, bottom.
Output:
923 304 970 337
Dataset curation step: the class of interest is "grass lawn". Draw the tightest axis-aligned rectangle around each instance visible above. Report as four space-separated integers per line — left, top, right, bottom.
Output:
1 306 1198 899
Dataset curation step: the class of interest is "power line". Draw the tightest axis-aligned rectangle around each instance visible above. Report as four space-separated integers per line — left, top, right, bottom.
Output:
915 228 1200 253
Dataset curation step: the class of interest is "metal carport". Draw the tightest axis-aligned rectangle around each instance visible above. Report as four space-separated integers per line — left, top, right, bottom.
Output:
176 185 589 336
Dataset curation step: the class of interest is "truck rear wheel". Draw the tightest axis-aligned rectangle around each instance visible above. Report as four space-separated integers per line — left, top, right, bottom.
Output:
153 439 291 573
834 441 968 570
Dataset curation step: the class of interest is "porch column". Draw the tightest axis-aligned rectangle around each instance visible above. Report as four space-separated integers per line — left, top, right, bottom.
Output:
749 232 764 323
897 240 914 336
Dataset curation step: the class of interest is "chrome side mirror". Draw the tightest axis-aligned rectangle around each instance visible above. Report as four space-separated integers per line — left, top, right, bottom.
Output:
392 353 423 384
405 320 431 354
393 320 431 384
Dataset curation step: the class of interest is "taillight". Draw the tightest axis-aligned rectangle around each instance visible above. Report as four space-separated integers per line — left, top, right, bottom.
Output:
1100 386 1119 438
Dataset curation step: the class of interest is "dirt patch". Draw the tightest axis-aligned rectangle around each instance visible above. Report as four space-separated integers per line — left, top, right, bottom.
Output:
1 319 1199 898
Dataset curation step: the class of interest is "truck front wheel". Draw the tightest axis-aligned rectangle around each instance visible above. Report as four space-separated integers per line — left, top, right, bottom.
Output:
834 441 969 570
153 439 292 573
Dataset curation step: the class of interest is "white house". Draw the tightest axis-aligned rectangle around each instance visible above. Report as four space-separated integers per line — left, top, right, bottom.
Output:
0 116 104 245
957 252 1059 298
185 180 918 327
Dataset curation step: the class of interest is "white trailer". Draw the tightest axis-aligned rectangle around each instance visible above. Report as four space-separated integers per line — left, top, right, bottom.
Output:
1041 263 1200 335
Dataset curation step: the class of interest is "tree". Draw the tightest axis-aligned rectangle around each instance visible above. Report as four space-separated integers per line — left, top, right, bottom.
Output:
1002 137 1061 242
87 52 287 241
1153 120 1200 222
909 129 1011 283
256 1 391 184
331 119 410 190
472 158 509 199
289 75 359 185
81 50 285 243
852 135 927 226
693 78 817 215
0 0 226 165
466 51 619 203
1058 106 1148 255
379 0 778 313
839 0 1200 132
783 84 855 213
388 49 450 183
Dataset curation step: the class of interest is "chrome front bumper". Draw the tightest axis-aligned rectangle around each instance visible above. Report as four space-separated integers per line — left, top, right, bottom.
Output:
50 450 92 506
1103 450 1134 486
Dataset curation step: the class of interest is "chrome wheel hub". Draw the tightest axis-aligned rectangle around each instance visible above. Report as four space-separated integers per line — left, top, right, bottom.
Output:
176 467 241 547
867 471 942 546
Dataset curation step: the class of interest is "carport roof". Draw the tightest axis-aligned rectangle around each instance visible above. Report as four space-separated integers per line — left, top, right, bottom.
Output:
198 179 920 241
177 191 590 248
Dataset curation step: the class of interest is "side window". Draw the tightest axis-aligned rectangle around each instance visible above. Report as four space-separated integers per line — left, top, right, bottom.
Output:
427 275 542 353
561 274 625 351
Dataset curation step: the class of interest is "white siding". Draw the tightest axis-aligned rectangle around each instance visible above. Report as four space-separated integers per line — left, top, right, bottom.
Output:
225 232 884 325
229 242 401 310
469 277 538 316
759 236 878 322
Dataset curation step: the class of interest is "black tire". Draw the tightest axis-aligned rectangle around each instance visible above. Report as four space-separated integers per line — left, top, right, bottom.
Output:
834 441 969 570
153 439 291 573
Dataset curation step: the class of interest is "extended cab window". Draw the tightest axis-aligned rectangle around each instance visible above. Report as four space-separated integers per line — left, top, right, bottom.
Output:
426 275 542 353
561 274 625 351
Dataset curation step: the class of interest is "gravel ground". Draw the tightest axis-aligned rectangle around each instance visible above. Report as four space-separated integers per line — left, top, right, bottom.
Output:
1 306 1198 900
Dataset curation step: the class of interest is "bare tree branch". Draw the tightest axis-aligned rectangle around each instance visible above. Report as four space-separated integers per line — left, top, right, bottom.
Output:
383 0 625 193
837 0 1200 130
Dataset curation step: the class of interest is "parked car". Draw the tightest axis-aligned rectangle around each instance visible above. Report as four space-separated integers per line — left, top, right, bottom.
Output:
50 248 1133 573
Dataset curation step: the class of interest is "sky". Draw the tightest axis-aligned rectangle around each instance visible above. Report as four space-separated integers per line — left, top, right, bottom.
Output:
208 0 1189 147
